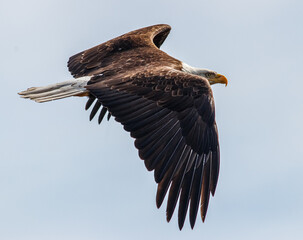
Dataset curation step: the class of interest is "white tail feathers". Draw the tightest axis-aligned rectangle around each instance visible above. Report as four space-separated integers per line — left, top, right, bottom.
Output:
18 77 91 103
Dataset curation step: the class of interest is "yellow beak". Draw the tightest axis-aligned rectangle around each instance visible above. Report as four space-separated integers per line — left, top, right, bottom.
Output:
214 73 228 86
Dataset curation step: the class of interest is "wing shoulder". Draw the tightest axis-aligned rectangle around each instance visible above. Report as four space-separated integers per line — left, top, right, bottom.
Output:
67 24 171 78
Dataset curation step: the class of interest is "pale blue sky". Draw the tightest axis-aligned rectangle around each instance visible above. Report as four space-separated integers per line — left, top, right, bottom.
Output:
1 0 303 239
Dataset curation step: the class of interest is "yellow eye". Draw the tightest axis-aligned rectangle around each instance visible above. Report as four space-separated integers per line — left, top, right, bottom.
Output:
205 72 213 78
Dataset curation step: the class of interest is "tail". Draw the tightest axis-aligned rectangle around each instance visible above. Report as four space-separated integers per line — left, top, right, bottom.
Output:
18 77 90 103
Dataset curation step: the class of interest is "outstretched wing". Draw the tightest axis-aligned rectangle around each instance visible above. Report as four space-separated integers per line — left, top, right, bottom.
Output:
86 67 220 230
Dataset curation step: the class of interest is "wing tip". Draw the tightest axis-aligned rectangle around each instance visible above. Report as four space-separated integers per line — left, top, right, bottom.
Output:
190 219 196 229
202 214 206 223
178 219 185 231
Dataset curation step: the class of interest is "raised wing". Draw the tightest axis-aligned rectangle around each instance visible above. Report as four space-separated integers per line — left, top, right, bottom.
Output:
86 67 220 229
68 24 178 123
67 24 172 78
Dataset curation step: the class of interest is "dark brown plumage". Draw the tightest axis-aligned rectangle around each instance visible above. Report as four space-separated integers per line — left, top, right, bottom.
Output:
19 24 224 230
68 24 220 229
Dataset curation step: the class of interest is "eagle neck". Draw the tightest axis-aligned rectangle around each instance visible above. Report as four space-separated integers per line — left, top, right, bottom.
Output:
181 62 201 75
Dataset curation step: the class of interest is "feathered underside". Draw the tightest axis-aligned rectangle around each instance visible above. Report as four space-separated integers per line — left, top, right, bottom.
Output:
68 24 221 229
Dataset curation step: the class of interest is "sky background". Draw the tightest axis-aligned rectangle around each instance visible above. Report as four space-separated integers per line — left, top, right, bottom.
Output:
1 0 303 239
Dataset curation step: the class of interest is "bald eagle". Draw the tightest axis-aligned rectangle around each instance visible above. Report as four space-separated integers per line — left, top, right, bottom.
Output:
19 24 228 230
